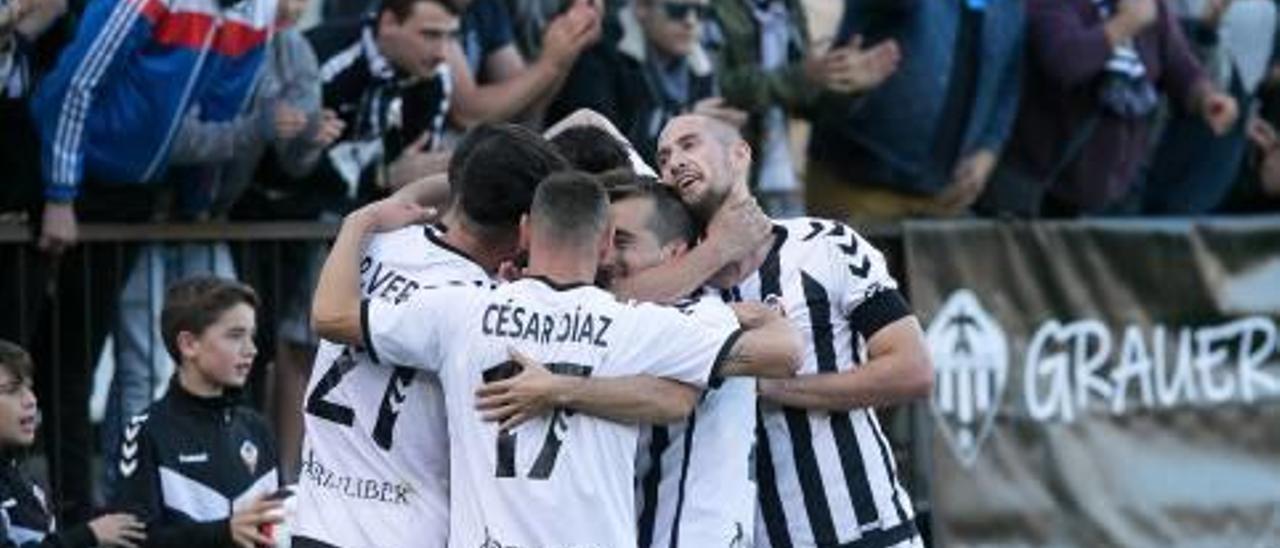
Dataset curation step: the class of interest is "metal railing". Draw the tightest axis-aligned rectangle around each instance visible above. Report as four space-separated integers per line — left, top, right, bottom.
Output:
0 220 927 531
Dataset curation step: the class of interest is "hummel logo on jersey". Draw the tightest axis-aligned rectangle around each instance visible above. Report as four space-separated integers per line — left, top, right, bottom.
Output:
391 376 410 412
120 415 147 478
927 289 1009 467
179 453 209 464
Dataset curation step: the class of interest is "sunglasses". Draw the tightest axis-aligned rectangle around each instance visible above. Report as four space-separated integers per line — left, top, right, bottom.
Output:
660 1 711 22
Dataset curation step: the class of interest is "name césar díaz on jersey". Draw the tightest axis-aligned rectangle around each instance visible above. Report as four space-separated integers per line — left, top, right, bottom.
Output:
483 300 614 348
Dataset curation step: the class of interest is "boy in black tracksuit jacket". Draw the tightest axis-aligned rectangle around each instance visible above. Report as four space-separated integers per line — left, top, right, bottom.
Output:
0 340 145 548
109 277 283 548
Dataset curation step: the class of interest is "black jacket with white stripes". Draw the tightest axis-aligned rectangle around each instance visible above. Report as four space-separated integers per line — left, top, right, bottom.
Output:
0 457 96 548
109 381 278 548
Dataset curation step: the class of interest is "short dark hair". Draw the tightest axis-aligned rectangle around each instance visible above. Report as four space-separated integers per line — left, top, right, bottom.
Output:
549 126 633 174
598 169 698 247
531 171 609 246
380 0 456 21
161 277 259 363
447 124 503 185
0 340 33 385
452 124 570 231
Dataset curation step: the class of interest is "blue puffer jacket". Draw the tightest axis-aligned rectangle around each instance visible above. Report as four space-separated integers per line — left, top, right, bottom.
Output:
809 0 1024 195
31 0 276 201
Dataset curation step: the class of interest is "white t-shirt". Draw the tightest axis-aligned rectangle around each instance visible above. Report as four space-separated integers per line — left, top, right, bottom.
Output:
363 276 742 548
293 225 491 548
636 289 757 548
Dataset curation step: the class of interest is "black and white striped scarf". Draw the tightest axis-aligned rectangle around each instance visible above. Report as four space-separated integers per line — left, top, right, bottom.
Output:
1094 0 1159 118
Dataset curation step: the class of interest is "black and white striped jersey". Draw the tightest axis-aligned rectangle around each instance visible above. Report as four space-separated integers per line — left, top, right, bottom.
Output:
730 218 920 548
293 225 491 548
636 289 756 548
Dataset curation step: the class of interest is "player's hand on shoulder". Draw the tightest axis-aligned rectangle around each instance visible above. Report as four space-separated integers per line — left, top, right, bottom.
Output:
348 197 438 234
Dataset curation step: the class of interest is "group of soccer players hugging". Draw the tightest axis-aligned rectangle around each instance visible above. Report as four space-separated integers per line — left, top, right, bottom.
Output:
0 111 935 548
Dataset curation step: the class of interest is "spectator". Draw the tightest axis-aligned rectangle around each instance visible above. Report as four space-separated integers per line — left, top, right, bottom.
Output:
1143 0 1277 214
26 0 274 519
710 0 900 217
109 278 282 548
1221 115 1280 211
97 0 346 490
307 0 460 210
168 0 345 219
0 0 65 378
444 0 600 128
999 0 1238 217
548 0 747 163
0 0 64 219
805 0 1025 221
0 339 146 548
1251 117 1280 197
503 0 561 59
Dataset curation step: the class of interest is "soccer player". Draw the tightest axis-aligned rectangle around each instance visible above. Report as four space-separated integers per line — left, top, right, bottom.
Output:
473 172 773 547
310 172 800 548
606 174 762 547
290 124 566 548
628 114 935 548
293 125 723 547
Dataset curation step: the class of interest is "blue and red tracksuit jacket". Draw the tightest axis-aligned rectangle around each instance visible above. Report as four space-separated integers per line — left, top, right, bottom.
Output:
30 0 276 201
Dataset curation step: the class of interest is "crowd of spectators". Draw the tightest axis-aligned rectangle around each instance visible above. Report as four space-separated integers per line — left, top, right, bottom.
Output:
0 0 1279 522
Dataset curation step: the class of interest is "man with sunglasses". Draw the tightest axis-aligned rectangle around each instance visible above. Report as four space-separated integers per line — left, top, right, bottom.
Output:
547 0 746 163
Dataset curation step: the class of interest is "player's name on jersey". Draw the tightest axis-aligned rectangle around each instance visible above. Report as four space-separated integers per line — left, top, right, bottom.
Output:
360 258 422 305
300 449 414 506
482 301 614 348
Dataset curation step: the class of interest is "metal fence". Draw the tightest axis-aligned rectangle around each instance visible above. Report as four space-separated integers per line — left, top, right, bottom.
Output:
0 220 931 534
0 222 341 519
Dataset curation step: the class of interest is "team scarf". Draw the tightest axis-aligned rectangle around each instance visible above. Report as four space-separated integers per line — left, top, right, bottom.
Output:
1094 0 1159 118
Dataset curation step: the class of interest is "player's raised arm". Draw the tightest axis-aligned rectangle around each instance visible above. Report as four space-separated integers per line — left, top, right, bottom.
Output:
311 198 435 345
608 191 772 304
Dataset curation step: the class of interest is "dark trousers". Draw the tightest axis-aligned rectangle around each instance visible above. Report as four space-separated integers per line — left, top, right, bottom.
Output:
23 183 157 521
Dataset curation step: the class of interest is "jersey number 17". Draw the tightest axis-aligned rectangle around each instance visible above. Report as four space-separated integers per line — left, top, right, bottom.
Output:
482 360 593 480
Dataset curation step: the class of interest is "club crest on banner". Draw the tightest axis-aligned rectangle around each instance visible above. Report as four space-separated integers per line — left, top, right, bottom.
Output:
927 289 1009 467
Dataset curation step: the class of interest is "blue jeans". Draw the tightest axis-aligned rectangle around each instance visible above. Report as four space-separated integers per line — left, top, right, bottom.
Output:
1144 86 1251 215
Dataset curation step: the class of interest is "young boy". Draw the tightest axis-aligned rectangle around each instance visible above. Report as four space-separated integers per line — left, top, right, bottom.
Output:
0 339 146 547
109 278 283 547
